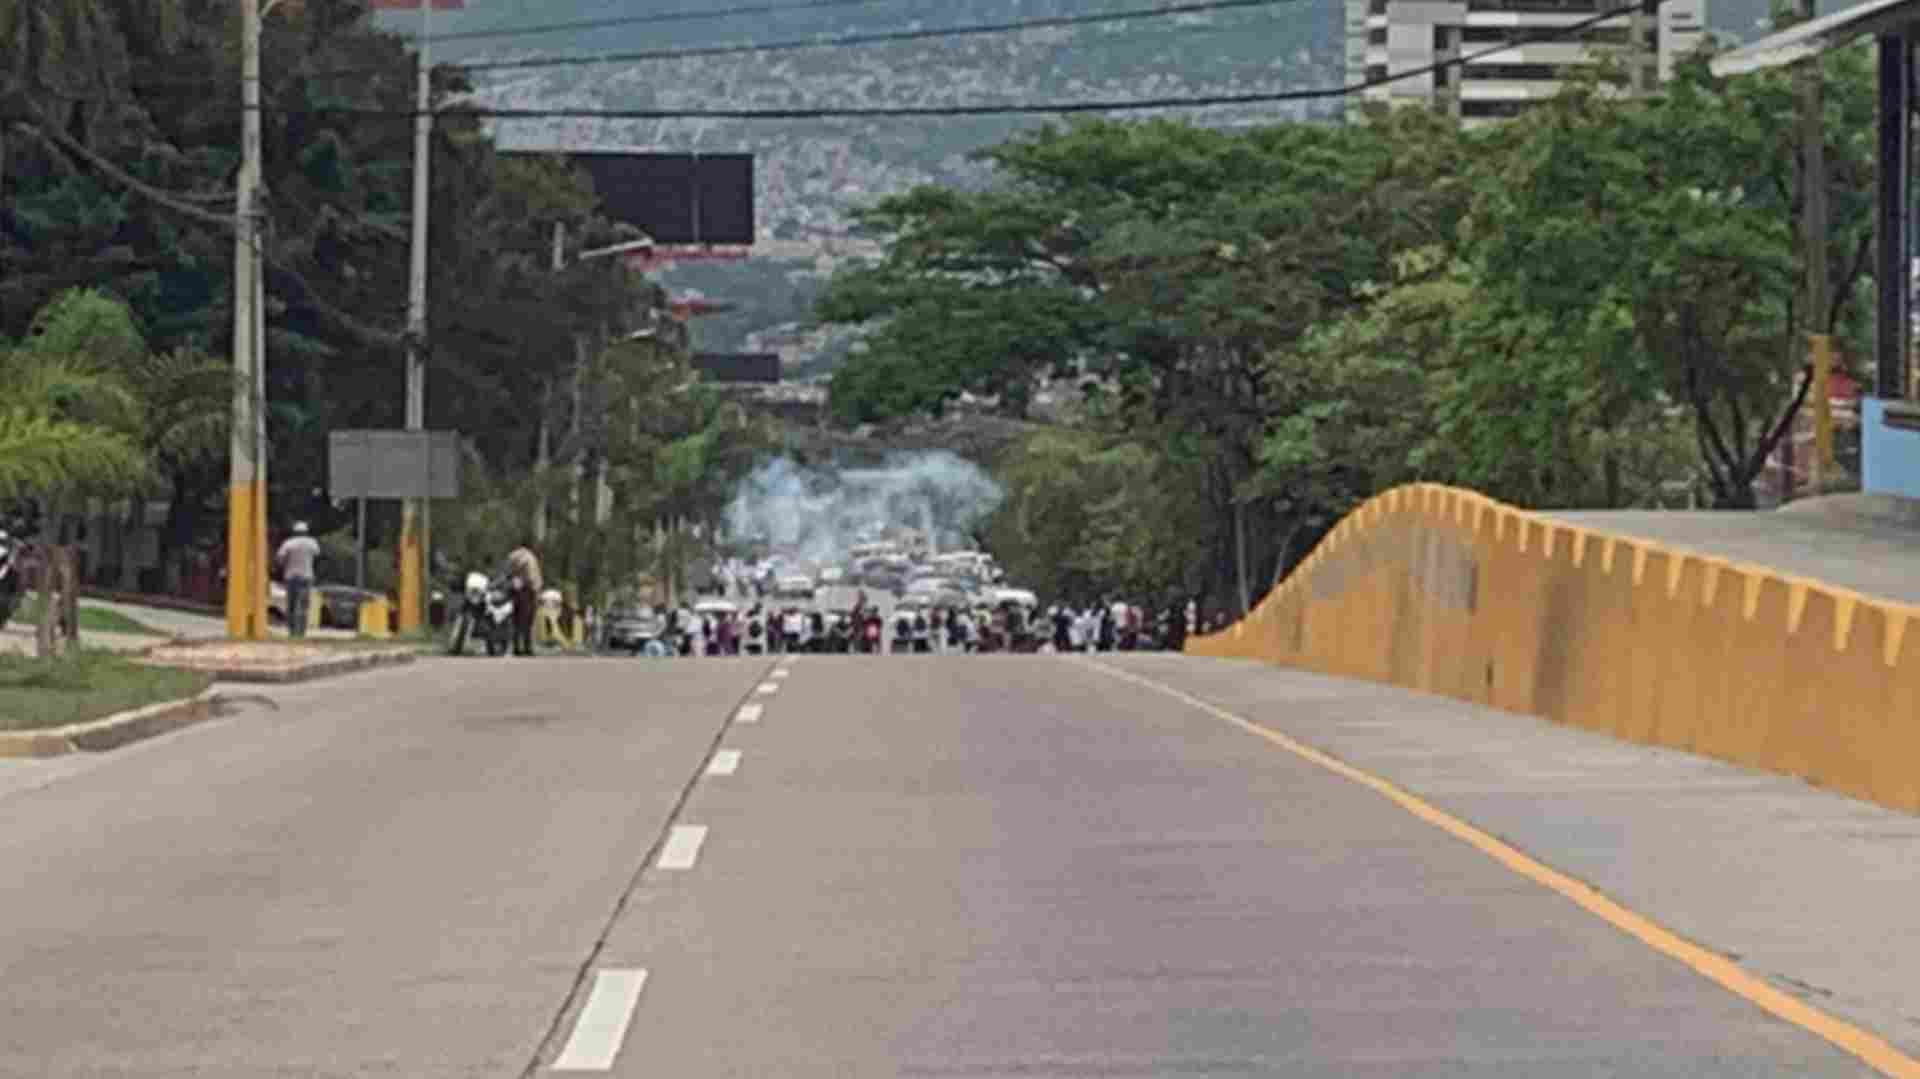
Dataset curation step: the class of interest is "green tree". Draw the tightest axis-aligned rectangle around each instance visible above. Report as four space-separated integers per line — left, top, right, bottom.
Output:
1462 54 1877 507
821 111 1473 609
0 291 151 499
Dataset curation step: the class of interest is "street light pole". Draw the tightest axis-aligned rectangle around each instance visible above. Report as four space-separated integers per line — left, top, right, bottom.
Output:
397 0 434 633
225 0 268 639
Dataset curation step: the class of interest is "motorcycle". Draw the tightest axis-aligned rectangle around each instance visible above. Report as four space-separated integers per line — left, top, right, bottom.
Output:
446 572 514 656
0 530 20 631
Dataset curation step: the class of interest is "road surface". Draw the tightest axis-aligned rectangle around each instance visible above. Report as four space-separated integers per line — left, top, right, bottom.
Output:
1 653 1911 1077
1549 502 1920 606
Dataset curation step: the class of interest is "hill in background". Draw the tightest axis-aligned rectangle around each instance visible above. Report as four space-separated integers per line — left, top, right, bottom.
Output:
383 0 1786 361
382 0 1343 358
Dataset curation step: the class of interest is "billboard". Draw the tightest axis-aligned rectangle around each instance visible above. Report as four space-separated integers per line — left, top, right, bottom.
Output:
693 353 781 384
564 153 755 246
328 430 462 500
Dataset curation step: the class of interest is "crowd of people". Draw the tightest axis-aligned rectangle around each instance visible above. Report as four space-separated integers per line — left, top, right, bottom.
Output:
627 594 1218 657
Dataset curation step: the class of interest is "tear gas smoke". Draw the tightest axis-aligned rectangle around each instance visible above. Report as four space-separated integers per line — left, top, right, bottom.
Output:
723 452 1004 566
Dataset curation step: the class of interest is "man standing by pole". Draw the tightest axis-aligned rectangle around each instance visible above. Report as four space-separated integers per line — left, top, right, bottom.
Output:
276 522 320 639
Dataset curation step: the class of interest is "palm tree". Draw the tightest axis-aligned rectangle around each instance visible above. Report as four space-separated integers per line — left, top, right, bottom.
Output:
0 350 149 499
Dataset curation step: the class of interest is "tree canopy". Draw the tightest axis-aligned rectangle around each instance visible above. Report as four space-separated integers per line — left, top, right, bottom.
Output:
2 0 766 602
819 49 1878 611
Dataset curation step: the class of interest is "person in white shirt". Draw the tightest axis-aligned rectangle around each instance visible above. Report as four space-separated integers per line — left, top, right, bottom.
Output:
274 522 321 638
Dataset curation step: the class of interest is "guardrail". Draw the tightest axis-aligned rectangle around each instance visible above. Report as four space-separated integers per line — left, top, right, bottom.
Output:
1188 484 1920 814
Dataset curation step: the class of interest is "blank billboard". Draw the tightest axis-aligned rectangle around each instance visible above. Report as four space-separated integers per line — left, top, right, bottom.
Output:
565 153 755 246
693 353 781 384
328 430 462 500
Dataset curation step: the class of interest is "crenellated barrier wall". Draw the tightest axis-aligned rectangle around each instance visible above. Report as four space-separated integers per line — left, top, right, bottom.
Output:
1188 484 1920 813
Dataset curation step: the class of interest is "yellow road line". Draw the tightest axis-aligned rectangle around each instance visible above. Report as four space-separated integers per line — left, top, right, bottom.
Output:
1083 658 1920 1079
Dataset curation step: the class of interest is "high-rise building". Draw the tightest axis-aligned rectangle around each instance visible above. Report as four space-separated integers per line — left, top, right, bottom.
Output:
1345 0 1710 125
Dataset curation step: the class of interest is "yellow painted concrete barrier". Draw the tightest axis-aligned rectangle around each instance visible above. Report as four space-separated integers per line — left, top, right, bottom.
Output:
1188 484 1920 814
358 597 392 639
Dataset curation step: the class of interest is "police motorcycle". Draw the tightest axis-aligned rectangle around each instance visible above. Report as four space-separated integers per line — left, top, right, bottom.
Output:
446 571 514 656
743 605 768 656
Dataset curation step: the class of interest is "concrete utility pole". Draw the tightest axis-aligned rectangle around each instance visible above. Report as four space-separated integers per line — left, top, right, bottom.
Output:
535 221 562 544
1799 0 1833 497
397 0 434 632
225 0 269 639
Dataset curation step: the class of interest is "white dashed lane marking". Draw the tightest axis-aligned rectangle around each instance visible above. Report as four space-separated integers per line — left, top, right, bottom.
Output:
706 749 742 776
771 668 790 680
550 968 648 1072
735 703 763 724
755 682 780 695
656 825 709 870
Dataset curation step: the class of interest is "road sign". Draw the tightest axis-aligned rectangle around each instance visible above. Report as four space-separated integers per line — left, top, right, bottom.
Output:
328 430 461 501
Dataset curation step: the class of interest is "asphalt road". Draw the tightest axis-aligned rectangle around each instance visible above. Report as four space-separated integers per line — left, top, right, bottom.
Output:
0 654 1888 1077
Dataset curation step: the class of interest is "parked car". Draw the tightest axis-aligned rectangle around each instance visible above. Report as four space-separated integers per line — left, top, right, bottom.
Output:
775 574 817 600
602 604 670 655
269 582 385 629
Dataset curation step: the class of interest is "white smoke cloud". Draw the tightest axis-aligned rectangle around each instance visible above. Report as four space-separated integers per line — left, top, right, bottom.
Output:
724 451 1004 566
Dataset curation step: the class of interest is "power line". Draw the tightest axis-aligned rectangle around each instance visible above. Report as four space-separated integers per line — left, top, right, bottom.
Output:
43 0 1665 123
419 0 911 45
267 0 1667 122
445 0 1295 75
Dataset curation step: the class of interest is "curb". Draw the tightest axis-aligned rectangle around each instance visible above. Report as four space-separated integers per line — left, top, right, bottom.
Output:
149 648 420 685
0 690 222 759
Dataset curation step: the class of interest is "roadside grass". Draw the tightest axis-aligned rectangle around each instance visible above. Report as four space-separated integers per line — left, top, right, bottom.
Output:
0 650 212 732
11 598 167 637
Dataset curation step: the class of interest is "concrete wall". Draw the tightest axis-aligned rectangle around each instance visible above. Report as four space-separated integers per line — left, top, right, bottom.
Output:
1188 484 1920 814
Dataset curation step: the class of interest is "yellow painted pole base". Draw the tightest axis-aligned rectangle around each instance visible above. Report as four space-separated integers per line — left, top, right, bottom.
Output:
397 502 422 634
224 482 268 640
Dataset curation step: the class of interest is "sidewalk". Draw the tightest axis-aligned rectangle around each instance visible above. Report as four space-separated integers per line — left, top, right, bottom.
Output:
1550 496 1920 606
1105 653 1920 1061
83 600 226 640
0 599 357 657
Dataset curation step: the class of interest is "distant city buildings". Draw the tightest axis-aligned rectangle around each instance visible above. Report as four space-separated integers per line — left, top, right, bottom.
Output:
1345 0 1709 126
